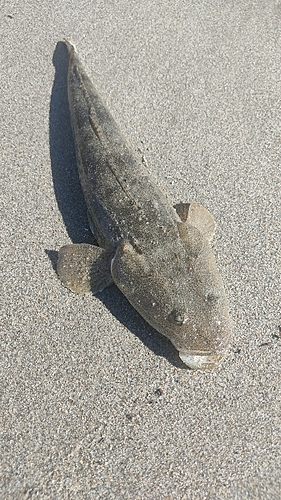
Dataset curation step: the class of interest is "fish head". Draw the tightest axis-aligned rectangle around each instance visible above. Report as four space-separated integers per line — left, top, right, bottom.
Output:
111 226 232 369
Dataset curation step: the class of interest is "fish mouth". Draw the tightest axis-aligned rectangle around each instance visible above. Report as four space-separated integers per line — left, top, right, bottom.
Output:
179 352 225 370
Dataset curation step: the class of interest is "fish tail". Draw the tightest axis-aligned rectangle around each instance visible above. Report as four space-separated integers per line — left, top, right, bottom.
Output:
63 39 76 58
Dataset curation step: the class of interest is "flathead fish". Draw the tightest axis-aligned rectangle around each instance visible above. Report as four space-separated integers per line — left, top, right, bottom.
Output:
57 40 233 369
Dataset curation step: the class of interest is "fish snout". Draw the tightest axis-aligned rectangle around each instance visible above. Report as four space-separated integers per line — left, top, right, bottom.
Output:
179 352 225 370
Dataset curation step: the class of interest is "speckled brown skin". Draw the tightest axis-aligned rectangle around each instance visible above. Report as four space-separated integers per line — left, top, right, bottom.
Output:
57 40 232 369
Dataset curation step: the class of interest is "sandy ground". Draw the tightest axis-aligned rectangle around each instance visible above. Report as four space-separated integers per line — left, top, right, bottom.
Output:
1 1 280 499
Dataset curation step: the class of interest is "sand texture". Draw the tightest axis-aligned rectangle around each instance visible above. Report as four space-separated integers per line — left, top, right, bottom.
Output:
1 2 280 499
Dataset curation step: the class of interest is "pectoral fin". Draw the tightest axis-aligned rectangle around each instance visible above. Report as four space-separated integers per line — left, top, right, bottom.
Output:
57 243 113 293
174 201 216 241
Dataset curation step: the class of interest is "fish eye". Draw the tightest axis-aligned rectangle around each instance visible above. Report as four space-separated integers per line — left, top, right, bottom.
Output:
205 292 220 304
168 309 185 326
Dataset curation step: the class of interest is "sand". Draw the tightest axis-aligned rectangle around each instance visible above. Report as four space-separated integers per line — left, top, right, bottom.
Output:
1 1 280 498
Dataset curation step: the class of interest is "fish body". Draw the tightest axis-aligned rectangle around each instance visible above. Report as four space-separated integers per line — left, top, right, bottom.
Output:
57 40 233 369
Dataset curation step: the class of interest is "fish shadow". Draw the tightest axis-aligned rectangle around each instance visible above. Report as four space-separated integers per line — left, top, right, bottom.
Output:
97 286 187 368
48 41 187 369
49 41 93 244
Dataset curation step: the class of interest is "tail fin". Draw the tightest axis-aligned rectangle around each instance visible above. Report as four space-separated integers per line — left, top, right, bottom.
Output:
63 39 76 59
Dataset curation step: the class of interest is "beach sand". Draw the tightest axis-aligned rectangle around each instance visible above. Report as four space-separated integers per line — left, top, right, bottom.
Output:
1 2 280 498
